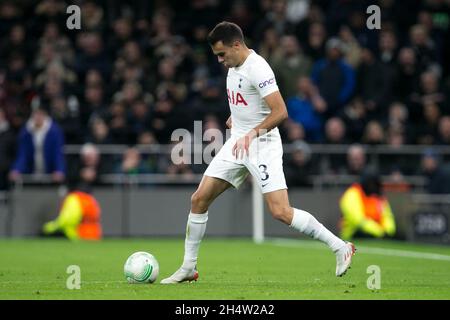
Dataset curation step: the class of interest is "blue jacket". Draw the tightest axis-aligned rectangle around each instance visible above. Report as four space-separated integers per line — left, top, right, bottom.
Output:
311 58 355 111
287 96 323 142
12 120 66 174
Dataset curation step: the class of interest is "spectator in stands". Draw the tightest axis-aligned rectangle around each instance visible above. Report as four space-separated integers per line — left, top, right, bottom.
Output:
38 22 75 66
257 27 280 62
34 60 78 90
34 0 66 27
437 116 450 145
253 0 295 43
49 94 81 144
0 108 16 190
378 30 398 66
286 76 326 142
9 104 65 183
387 102 409 133
108 101 131 144
323 117 349 174
410 71 448 123
284 140 314 187
113 80 145 110
0 24 33 65
86 116 113 145
137 131 159 174
1 54 32 131
1 0 450 183
338 25 362 68
129 100 152 142
80 0 105 32
311 37 356 117
356 47 394 119
303 22 327 62
339 170 396 240
107 17 134 59
345 144 367 176
83 82 108 124
362 120 385 145
282 119 306 143
409 24 438 73
74 32 110 80
116 146 156 179
324 117 348 144
421 148 450 194
271 35 312 99
394 47 420 102
67 143 110 191
112 41 147 91
295 4 325 46
414 101 440 144
224 0 254 35
340 97 367 142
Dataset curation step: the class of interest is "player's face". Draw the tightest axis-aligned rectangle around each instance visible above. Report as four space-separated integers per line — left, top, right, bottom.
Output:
211 41 239 68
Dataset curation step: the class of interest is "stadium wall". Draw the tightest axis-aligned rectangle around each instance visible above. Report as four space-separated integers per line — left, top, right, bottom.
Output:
2 187 448 244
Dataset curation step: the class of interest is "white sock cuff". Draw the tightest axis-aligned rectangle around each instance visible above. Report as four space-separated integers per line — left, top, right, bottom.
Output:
189 211 208 224
290 208 310 232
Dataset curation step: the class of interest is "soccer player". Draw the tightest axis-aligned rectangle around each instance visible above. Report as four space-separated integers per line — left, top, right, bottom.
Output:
161 22 355 284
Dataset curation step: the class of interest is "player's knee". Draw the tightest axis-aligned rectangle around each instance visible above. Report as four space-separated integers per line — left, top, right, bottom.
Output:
191 191 209 212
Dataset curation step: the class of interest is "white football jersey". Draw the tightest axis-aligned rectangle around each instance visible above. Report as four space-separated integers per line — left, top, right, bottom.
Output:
226 50 280 138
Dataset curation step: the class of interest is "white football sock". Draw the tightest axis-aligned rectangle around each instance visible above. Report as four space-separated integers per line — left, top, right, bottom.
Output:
290 208 345 252
182 211 208 270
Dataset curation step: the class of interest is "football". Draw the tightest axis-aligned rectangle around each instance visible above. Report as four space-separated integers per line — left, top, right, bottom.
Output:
124 251 159 283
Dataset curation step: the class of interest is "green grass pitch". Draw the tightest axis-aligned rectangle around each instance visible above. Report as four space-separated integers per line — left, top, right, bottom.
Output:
0 238 449 300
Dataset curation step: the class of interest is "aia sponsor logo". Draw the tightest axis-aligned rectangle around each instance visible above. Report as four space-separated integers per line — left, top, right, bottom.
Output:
258 77 275 88
227 89 248 106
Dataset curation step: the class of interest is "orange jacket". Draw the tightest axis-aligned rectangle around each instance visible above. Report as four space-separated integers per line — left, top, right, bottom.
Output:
72 191 102 240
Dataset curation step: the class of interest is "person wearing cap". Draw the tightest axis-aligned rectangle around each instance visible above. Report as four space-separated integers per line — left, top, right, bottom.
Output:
339 170 396 240
9 103 66 183
311 37 355 117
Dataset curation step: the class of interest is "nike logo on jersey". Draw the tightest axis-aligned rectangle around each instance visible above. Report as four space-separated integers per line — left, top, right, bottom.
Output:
227 89 248 106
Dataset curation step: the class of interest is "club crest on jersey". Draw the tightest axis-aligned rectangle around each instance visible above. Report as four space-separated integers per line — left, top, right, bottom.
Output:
227 89 248 106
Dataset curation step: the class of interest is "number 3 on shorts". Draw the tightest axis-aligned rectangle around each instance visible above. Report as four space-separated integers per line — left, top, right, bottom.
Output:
259 164 269 181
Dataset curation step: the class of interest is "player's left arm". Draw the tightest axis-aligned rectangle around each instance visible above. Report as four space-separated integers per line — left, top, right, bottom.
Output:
233 90 288 159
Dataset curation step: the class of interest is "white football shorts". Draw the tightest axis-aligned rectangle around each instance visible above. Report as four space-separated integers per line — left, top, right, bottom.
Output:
204 132 288 194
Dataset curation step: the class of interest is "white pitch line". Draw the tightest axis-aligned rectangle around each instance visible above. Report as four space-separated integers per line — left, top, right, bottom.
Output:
266 238 450 262
0 280 124 284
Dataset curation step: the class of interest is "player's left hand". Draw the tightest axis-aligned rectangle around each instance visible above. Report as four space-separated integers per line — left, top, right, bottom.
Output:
232 130 257 159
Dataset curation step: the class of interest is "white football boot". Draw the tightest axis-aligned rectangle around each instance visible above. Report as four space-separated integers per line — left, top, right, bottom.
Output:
160 267 199 284
335 242 356 277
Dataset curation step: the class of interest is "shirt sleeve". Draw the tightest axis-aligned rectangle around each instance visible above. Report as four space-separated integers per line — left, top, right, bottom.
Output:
249 58 279 98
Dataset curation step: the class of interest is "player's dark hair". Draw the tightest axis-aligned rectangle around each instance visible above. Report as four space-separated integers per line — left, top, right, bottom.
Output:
207 21 244 46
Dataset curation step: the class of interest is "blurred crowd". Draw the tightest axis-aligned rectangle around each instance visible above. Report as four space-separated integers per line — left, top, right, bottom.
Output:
0 0 450 191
